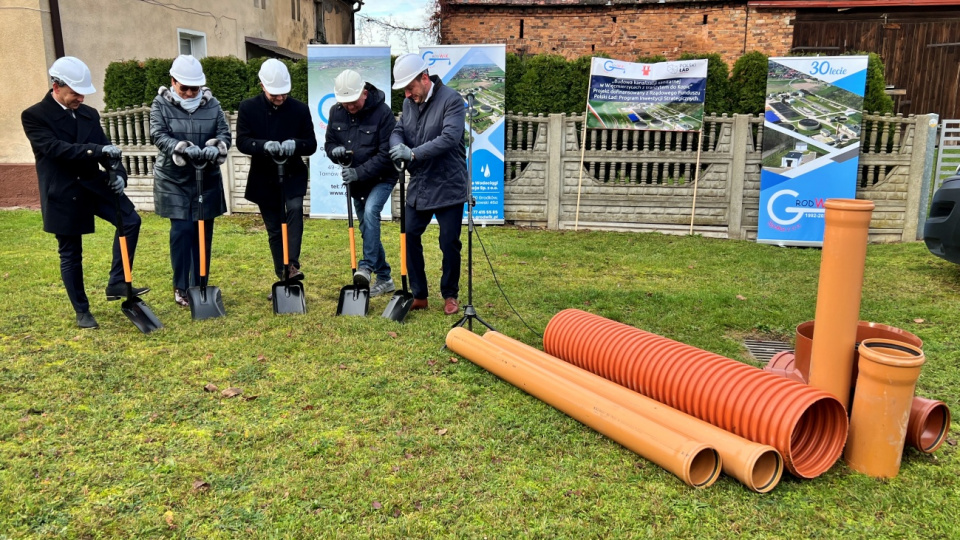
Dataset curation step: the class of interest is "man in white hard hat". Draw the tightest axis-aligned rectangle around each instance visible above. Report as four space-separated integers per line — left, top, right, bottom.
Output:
389 53 469 315
324 69 398 297
21 56 149 329
237 58 317 291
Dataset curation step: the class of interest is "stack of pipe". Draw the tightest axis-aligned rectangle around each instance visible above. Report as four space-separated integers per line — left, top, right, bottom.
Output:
446 327 786 492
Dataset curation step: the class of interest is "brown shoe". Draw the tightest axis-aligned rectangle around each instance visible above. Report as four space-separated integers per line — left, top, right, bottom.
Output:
174 288 190 307
411 298 428 310
444 297 459 315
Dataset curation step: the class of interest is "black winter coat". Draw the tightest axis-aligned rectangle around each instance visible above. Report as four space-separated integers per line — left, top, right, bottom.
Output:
21 91 134 235
324 83 398 200
150 87 230 221
236 93 317 205
389 76 468 211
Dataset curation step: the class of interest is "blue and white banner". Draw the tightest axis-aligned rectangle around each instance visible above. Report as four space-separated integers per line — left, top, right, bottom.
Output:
587 58 707 131
307 45 392 218
758 56 869 246
419 45 505 223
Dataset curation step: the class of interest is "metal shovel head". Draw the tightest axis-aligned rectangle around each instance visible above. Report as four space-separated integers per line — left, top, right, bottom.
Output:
381 290 414 322
121 297 163 334
336 285 369 316
272 279 306 314
187 285 226 320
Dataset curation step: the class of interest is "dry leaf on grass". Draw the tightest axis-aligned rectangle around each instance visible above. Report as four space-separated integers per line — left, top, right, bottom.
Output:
393 508 402 517
372 501 382 509
914 318 925 323
192 480 210 491
736 295 747 301
164 510 176 529
221 388 242 398
436 428 448 436
203 383 219 393
387 331 398 338
242 395 258 401
449 357 458 363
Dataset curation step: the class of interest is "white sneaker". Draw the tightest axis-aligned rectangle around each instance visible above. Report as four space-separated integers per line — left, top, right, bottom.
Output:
369 278 396 297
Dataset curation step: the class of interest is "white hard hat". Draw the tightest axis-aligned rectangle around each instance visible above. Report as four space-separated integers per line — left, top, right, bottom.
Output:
48 56 95 95
170 55 206 86
259 58 291 95
392 53 428 90
334 69 364 103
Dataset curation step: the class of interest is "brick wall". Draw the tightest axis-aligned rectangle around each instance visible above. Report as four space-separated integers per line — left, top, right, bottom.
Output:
441 4 794 67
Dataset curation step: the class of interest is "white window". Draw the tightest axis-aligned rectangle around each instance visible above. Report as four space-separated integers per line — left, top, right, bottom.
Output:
177 29 207 58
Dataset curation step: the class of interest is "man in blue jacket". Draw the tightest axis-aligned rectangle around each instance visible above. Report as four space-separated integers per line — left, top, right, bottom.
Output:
325 69 398 297
389 53 469 315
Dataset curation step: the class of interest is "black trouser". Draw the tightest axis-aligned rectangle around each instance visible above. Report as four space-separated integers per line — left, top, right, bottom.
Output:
55 195 141 313
405 202 463 300
259 196 304 279
169 218 214 291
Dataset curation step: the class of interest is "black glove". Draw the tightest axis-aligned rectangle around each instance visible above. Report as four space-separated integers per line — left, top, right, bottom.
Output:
264 141 282 156
184 145 202 161
389 144 412 162
341 167 358 185
281 139 296 157
108 173 125 194
330 146 346 159
101 145 122 159
201 146 220 162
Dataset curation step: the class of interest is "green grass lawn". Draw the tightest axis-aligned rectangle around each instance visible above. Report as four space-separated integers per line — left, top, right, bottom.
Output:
1 209 958 538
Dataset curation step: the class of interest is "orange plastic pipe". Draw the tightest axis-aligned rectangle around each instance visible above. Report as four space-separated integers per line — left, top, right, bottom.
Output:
543 309 848 478
845 339 926 478
484 331 783 492
807 199 875 410
906 397 952 454
445 328 722 488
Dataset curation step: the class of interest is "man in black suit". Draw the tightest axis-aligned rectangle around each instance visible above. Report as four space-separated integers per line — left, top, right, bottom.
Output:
21 56 149 329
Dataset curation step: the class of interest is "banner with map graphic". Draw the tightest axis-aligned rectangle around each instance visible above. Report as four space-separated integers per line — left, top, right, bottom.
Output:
758 56 868 246
419 45 505 223
586 58 707 131
307 45 391 218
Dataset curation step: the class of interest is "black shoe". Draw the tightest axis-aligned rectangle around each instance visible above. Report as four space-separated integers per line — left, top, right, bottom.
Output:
106 283 151 301
76 311 99 329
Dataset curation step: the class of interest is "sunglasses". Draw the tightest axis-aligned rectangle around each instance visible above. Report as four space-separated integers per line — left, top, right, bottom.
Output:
175 81 200 92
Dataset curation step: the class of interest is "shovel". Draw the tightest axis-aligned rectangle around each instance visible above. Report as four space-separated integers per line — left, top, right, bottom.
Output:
187 158 226 320
109 159 162 333
382 159 414 322
334 151 369 316
271 157 306 315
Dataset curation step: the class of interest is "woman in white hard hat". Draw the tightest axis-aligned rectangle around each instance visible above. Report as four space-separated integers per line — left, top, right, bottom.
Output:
149 55 231 307
236 59 317 292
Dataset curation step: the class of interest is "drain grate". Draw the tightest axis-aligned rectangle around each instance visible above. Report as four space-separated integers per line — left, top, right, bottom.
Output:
743 340 793 363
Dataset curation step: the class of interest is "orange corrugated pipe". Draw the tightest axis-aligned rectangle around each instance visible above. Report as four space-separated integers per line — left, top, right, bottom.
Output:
806 199 875 410
845 339 926 478
543 309 848 478
483 331 783 493
445 328 722 488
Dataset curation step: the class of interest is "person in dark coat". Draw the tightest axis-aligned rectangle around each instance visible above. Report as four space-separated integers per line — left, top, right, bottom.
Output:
236 59 317 288
21 56 149 329
389 54 469 315
149 55 230 307
324 69 398 297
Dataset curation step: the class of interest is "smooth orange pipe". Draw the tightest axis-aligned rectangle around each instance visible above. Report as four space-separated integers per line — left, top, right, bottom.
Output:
484 331 783 492
845 339 926 478
906 397 952 454
544 309 848 478
445 328 722 488
807 199 875 410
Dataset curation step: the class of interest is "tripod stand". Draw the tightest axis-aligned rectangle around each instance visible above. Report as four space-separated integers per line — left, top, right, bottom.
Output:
451 92 495 334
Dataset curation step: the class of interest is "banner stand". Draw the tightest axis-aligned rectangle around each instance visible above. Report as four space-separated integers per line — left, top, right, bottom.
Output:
574 106 590 231
688 127 704 235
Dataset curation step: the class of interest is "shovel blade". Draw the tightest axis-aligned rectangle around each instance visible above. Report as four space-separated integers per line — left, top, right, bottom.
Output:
121 297 163 334
272 280 307 314
381 291 414 322
187 285 226 320
336 285 369 316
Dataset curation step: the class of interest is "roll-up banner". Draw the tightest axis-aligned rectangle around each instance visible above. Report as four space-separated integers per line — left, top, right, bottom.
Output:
758 56 869 246
586 58 707 131
307 45 392 219
418 45 506 223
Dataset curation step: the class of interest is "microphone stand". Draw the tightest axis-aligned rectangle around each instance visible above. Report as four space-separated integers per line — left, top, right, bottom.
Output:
451 92 495 334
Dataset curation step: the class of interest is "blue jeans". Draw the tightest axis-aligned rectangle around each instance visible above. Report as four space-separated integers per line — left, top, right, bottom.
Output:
353 182 393 281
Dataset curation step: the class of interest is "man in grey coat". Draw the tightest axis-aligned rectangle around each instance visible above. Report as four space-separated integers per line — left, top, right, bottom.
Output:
389 53 469 316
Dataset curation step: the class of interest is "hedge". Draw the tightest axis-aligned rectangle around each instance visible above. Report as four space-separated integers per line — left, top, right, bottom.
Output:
104 51 895 116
